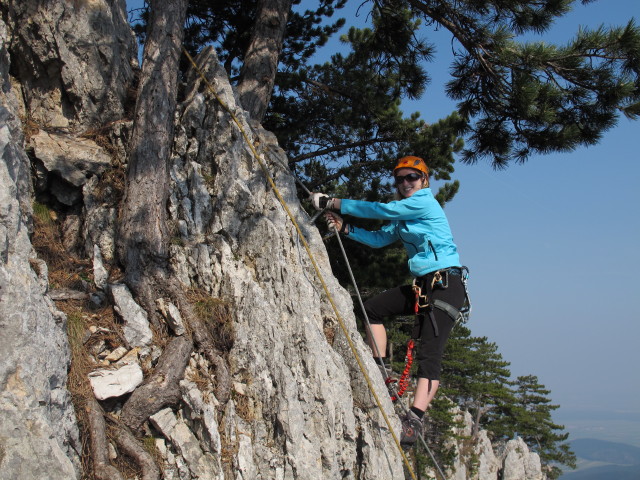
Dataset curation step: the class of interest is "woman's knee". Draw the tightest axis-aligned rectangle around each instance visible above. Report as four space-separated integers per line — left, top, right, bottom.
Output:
364 298 384 324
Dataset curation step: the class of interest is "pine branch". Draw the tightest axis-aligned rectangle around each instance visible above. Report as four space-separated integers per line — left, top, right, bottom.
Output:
289 136 395 164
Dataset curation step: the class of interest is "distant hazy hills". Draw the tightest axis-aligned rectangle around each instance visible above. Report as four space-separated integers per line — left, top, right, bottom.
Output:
560 438 640 479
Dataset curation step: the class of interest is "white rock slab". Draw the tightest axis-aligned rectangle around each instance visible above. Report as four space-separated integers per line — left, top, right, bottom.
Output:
88 362 144 400
110 283 153 347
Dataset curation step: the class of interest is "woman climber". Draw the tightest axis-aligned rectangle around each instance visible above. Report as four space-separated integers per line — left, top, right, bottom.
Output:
311 155 467 447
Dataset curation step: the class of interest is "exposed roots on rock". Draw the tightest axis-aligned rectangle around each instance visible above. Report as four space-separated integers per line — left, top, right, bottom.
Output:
86 397 125 480
111 422 161 480
169 280 232 404
120 334 193 431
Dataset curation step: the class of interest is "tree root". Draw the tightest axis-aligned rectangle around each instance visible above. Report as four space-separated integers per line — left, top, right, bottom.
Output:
121 334 193 431
169 281 232 404
112 423 161 480
86 397 125 480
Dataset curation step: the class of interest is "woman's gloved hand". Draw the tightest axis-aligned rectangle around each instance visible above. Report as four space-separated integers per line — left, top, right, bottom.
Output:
324 211 348 234
310 192 331 211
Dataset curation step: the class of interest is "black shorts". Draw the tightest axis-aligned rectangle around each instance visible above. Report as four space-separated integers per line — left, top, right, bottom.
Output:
363 268 466 380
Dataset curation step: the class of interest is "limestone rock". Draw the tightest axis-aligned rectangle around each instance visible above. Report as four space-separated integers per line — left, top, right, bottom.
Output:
30 131 113 205
1 0 138 128
0 2 554 478
92 244 109 291
150 408 223 480
501 437 545 480
0 16 80 478
157 298 186 335
104 346 128 363
110 283 153 347
88 362 144 400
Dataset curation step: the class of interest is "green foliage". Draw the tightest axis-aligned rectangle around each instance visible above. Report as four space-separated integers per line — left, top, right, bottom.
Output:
422 3 640 166
32 201 54 227
441 326 514 425
428 326 575 475
271 2 466 196
131 0 640 183
486 375 577 479
421 395 464 472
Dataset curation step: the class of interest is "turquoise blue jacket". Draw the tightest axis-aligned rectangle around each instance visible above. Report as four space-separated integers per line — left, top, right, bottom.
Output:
340 188 460 277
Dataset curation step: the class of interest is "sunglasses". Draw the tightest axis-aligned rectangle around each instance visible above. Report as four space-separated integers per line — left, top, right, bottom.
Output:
394 172 423 184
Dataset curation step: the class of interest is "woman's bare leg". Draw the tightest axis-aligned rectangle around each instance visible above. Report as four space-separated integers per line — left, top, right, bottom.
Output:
367 324 387 358
412 378 440 411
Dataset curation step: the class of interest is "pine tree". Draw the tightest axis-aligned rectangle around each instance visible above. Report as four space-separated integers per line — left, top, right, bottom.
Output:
440 325 514 437
406 0 640 167
487 375 577 479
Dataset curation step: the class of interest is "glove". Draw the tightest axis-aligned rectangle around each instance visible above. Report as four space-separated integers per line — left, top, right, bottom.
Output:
325 212 348 234
310 192 331 211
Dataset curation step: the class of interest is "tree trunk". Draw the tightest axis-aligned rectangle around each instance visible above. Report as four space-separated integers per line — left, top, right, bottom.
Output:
237 0 292 122
118 0 188 291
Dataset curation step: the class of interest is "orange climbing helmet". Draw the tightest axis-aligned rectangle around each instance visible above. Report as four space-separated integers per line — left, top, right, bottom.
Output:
393 156 429 177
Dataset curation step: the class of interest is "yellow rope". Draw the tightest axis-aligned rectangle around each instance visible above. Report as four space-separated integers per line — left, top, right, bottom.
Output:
182 47 417 479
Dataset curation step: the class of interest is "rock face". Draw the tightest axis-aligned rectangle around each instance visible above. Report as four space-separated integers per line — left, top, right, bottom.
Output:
446 409 545 480
163 45 405 479
0 1 548 479
0 16 80 480
2 0 137 128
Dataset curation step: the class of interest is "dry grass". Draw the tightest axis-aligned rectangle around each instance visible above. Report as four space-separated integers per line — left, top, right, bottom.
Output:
187 290 236 353
31 200 129 479
31 201 92 290
141 435 164 468
80 126 119 159
232 391 254 423
21 115 40 142
220 433 241 478
187 365 213 392
80 123 127 208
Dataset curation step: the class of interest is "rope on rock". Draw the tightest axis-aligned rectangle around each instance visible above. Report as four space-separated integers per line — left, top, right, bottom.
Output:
182 47 418 480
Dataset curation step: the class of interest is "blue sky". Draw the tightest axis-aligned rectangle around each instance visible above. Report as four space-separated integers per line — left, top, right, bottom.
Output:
418 3 640 446
309 0 640 447
126 0 640 447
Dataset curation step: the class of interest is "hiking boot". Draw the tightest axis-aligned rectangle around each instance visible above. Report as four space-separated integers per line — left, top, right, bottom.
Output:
400 410 423 446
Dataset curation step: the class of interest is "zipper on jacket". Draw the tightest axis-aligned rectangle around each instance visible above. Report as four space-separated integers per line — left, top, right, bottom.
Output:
428 240 438 261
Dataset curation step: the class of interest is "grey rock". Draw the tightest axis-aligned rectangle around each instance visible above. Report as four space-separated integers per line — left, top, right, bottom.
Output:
157 298 186 336
150 408 223 480
88 362 144 401
180 378 221 454
31 131 112 187
93 244 109 290
501 437 544 480
110 283 153 347
0 16 80 477
0 3 552 478
170 46 405 479
83 175 118 262
1 0 138 128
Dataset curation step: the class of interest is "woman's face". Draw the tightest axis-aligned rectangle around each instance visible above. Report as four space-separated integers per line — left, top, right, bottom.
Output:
394 168 426 198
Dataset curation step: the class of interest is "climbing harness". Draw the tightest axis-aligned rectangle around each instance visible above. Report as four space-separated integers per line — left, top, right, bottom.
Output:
181 48 421 479
411 266 472 337
395 267 472 400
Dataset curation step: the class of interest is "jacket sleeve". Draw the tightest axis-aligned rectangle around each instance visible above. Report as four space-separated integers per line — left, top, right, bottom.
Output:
347 222 398 248
341 193 431 220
